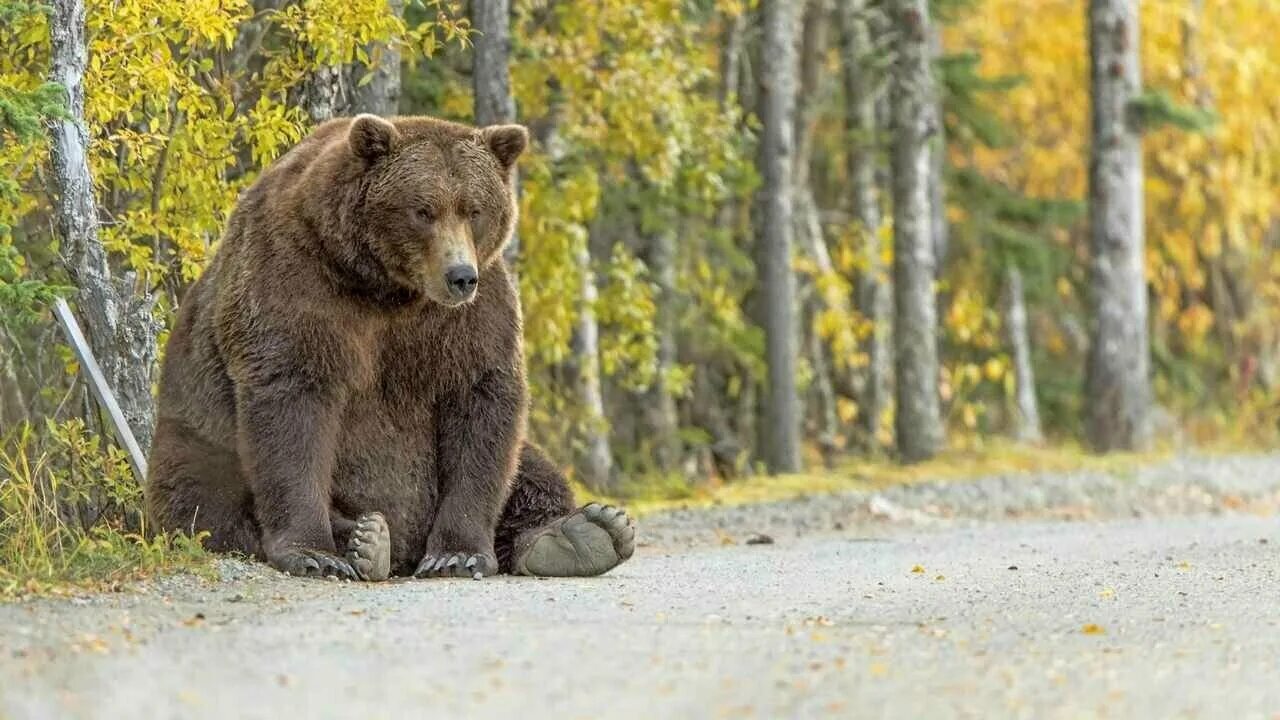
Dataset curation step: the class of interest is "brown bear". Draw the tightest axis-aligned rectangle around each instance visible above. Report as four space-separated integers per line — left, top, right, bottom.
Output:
145 114 634 581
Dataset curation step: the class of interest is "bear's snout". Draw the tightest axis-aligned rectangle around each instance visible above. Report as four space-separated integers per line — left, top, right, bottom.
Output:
445 264 479 302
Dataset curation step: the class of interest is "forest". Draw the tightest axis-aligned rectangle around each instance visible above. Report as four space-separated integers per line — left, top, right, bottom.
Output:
1 0 1279 586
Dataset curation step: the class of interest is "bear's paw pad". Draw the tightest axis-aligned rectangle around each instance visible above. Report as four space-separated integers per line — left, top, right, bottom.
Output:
518 503 635 578
345 512 392 582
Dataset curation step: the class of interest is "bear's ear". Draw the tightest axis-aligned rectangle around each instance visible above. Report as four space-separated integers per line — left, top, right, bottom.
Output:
480 124 529 170
348 114 399 162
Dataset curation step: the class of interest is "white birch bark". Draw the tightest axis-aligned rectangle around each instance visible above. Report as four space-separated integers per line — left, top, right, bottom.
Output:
47 0 158 454
838 0 891 447
1003 267 1044 444
755 0 803 473
888 0 945 462
1085 0 1152 451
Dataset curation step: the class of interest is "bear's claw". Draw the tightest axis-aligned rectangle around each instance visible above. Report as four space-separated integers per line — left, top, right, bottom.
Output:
513 503 636 577
344 512 392 582
414 551 497 579
271 547 358 580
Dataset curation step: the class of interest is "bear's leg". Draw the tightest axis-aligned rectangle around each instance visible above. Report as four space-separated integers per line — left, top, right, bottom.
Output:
497 443 636 577
146 420 261 557
331 510 392 582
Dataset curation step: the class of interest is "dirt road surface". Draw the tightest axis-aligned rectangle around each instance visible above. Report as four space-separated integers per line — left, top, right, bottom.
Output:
3 454 1278 719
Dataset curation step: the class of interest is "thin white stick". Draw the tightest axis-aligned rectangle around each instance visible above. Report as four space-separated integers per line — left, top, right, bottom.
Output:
53 297 149 480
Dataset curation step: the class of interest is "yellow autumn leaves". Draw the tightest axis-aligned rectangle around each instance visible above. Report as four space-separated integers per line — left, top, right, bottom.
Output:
951 0 1280 368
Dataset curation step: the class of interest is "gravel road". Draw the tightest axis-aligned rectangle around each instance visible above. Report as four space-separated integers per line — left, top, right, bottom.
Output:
2 454 1278 720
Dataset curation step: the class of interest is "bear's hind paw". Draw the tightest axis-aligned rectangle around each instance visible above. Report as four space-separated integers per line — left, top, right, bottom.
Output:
514 503 636 578
345 512 392 582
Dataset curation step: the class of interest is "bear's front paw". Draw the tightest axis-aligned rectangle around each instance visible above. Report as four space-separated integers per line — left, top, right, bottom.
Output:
414 550 498 580
269 547 358 580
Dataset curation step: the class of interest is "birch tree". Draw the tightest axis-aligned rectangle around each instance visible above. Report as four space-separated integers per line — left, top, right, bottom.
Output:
1003 267 1044 444
888 0 945 462
46 0 158 452
794 0 841 463
1085 0 1151 451
639 223 681 473
838 0 891 448
297 0 404 122
472 0 521 266
574 232 614 490
538 88 614 491
755 0 803 473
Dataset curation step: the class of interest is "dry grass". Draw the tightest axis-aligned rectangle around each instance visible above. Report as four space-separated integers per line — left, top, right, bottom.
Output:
583 439 1170 517
0 421 210 598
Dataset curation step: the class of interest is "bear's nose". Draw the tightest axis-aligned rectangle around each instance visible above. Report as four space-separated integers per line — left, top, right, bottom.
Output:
445 264 479 300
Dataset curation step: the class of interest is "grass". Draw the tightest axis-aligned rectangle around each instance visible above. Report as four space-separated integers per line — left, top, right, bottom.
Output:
0 421 210 599
582 440 1171 517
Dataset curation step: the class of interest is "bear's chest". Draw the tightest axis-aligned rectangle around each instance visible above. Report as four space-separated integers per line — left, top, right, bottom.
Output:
328 301 503 497
327 326 459 561
333 314 476 466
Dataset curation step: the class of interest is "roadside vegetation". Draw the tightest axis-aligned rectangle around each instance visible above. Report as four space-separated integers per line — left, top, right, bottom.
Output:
0 422 207 598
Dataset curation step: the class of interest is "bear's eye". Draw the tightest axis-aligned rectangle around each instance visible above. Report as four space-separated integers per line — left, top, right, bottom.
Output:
416 207 436 223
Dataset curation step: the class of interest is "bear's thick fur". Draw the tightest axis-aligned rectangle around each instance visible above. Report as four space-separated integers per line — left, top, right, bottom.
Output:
145 115 634 580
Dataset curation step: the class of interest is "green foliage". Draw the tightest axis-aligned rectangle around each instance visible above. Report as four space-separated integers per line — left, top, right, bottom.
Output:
1128 89 1218 133
0 244 67 329
949 168 1081 292
935 1 1091 438
499 0 751 457
596 243 659 391
0 81 66 144
937 51 1022 148
0 5 68 330
0 421 210 596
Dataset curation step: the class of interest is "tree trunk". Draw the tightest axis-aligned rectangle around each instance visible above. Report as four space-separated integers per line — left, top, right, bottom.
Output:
1179 0 1241 375
796 183 841 464
838 0 891 448
572 236 615 492
688 8 749 477
47 0 158 454
0 339 25 427
640 225 681 473
353 0 404 116
1003 267 1043 444
297 64 354 123
927 23 949 277
298 0 404 122
793 0 840 460
535 80 613 491
888 0 945 463
1085 0 1151 452
472 0 522 267
718 10 748 110
754 0 803 473
690 363 743 480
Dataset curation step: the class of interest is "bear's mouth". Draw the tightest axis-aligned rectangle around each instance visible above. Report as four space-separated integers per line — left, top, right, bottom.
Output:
437 296 474 309
425 283 477 309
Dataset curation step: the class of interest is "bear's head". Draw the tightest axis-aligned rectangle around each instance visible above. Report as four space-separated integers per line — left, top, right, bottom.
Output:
331 114 527 308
